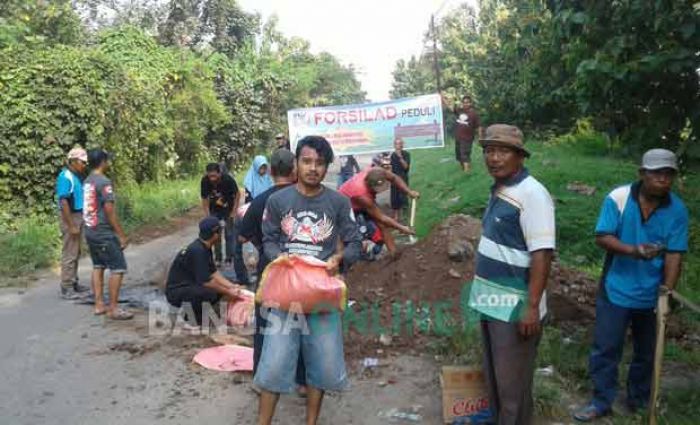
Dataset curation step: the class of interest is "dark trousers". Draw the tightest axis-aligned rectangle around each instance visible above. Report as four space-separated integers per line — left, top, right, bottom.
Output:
589 293 656 412
481 319 541 425
253 303 306 386
390 183 408 210
166 285 221 326
230 220 249 285
455 138 474 163
214 217 235 263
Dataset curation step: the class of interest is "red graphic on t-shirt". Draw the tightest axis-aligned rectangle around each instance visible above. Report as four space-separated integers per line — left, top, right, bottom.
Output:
83 182 98 228
281 211 333 244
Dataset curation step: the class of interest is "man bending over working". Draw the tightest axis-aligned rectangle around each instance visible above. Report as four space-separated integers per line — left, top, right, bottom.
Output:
339 166 419 255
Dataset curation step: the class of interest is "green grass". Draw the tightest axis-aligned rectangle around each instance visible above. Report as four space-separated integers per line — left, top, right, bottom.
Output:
411 136 700 304
117 177 200 231
0 215 61 278
0 176 201 283
409 135 700 422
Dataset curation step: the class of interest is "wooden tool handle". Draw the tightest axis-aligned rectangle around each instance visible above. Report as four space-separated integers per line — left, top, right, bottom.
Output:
409 198 417 229
649 289 670 425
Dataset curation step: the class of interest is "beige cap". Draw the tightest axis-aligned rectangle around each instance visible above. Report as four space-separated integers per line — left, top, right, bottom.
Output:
479 124 530 157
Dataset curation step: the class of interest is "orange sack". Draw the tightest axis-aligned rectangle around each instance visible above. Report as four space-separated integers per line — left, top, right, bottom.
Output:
256 255 347 314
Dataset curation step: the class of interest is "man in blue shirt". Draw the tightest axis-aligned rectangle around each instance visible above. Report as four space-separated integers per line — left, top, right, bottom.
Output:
55 147 89 299
574 149 689 422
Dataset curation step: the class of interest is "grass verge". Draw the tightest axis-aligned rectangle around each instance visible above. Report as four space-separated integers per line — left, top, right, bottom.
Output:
409 134 700 422
0 176 200 284
411 135 700 304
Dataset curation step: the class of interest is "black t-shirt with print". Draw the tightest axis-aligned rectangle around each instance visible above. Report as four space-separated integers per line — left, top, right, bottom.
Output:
166 239 216 290
200 174 239 219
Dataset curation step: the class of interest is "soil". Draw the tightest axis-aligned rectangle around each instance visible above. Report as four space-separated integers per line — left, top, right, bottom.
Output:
129 207 202 245
343 213 676 360
344 214 481 360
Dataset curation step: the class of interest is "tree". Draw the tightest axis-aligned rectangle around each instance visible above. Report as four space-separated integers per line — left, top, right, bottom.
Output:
390 55 435 99
1 0 83 48
392 0 700 152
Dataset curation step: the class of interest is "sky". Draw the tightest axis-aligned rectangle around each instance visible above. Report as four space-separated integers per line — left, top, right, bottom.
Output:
237 0 470 102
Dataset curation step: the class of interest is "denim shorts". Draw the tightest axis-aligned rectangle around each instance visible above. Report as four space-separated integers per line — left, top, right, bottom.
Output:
86 235 127 273
253 308 348 394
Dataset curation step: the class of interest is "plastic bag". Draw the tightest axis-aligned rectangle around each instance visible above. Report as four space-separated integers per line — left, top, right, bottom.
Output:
226 289 255 329
256 255 347 313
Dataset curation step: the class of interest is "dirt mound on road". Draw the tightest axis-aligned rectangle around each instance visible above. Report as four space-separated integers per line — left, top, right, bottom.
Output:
344 214 598 360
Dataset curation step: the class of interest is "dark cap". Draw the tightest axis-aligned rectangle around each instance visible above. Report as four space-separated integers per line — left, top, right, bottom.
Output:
199 216 221 240
479 124 530 157
87 149 112 168
270 148 295 174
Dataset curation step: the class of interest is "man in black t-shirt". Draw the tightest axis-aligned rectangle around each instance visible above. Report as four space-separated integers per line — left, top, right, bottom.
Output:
200 163 240 265
390 138 411 221
238 148 297 273
273 133 291 151
166 217 245 325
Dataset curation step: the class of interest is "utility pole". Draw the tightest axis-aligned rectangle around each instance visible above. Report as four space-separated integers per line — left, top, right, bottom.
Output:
430 14 442 92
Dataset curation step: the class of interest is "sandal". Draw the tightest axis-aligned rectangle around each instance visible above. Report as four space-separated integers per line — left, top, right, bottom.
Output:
94 308 107 316
108 308 134 320
573 403 611 422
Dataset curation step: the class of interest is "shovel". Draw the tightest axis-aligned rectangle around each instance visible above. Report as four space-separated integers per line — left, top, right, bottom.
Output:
649 286 670 425
408 197 417 244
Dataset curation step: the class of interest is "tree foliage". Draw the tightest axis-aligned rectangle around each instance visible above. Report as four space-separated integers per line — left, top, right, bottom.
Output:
390 54 435 99
392 0 700 153
0 0 365 217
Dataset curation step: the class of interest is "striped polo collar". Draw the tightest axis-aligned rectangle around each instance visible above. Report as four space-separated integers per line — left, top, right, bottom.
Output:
491 167 529 193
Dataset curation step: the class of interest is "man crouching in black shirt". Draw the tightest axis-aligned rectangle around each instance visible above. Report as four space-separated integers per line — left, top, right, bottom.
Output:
165 216 245 326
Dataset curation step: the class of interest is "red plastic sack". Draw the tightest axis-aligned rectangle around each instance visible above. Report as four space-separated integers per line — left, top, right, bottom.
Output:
256 255 347 313
226 289 255 328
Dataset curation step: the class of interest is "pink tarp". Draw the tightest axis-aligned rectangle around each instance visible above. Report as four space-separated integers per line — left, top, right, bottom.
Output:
192 345 253 372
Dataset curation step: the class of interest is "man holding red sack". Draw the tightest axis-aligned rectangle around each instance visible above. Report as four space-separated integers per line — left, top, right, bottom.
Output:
255 135 362 425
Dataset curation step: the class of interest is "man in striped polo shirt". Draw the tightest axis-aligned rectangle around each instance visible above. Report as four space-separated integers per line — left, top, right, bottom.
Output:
468 124 556 425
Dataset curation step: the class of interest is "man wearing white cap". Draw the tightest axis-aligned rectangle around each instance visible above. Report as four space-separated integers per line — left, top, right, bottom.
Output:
55 147 89 299
574 149 689 421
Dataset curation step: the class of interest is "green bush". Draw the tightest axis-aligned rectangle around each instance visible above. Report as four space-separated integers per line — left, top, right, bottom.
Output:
547 118 611 156
0 27 227 216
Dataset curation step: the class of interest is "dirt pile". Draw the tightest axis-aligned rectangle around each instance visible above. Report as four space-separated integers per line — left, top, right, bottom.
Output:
344 214 599 360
